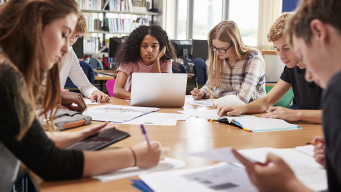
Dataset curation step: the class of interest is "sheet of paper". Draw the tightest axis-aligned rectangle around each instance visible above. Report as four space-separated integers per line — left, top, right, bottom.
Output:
294 145 314 157
181 147 239 163
140 163 257 192
119 112 188 126
179 109 219 120
83 105 160 123
239 148 327 191
84 99 99 105
92 157 185 182
181 147 327 191
185 95 216 107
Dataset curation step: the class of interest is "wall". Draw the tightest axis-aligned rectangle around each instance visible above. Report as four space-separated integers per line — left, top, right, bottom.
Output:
263 53 284 83
282 0 299 12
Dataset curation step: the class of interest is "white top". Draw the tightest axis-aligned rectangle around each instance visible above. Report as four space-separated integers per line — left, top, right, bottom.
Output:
60 48 97 98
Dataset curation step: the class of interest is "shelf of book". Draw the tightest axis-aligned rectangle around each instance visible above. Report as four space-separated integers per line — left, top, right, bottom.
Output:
81 9 158 16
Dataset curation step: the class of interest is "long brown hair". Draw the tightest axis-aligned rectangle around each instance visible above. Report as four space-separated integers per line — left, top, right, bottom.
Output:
207 21 255 94
0 0 80 138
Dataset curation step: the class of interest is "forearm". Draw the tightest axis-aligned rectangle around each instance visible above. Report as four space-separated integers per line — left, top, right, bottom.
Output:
83 148 134 177
242 98 273 114
296 110 322 123
46 131 83 148
153 60 161 73
113 87 131 99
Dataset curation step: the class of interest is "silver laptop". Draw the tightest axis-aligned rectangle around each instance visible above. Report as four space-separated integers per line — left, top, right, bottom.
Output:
131 73 187 107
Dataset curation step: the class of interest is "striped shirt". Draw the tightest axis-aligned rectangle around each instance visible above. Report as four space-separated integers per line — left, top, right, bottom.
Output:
201 50 266 103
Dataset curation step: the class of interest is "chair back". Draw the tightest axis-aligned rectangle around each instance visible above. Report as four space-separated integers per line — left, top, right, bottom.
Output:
89 57 104 70
265 86 294 108
193 58 208 84
106 79 116 97
172 63 187 73
65 61 95 89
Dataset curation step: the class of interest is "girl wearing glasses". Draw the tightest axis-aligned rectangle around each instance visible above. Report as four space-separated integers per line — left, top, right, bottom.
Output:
113 25 177 99
191 21 266 104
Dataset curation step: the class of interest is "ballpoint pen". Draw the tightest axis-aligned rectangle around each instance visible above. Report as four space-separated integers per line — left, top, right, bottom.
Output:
140 124 150 145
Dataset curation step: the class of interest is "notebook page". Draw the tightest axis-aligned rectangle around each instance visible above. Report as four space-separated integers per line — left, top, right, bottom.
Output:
229 115 300 132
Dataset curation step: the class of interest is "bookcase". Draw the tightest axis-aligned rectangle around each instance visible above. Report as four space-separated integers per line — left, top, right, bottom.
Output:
75 0 158 56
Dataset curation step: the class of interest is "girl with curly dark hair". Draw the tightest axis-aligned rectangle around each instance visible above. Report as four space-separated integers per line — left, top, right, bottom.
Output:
113 25 177 99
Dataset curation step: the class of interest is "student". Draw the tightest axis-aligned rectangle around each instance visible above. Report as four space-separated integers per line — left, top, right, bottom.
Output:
113 25 176 99
60 14 110 103
191 21 266 103
217 13 323 123
0 1 166 191
232 0 341 191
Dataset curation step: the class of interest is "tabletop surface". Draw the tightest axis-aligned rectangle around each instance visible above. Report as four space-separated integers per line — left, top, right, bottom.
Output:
39 98 323 192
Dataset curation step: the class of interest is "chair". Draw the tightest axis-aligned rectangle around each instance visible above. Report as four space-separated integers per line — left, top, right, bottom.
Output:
89 57 104 70
265 86 294 108
106 79 116 97
193 58 208 84
65 61 95 91
172 63 186 73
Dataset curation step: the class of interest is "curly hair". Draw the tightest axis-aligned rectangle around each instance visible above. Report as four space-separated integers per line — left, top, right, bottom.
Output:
114 25 176 66
267 13 292 42
75 14 87 34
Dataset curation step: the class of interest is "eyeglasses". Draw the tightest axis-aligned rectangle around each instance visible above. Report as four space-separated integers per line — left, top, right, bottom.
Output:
210 43 233 54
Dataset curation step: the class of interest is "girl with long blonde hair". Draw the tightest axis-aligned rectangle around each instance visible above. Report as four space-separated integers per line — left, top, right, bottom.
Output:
191 21 266 104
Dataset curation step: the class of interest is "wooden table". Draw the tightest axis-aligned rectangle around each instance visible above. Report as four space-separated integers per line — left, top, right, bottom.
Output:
39 98 323 192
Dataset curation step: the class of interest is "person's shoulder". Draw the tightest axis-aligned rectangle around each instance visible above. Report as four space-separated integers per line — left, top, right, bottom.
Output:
245 49 263 61
0 54 22 83
328 71 341 90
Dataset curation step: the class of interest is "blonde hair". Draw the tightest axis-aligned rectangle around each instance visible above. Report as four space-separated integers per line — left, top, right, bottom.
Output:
267 13 292 42
207 21 255 95
75 14 87 34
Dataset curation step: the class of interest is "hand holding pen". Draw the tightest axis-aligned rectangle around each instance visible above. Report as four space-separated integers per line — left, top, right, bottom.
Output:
129 125 170 168
310 136 326 168
190 88 204 100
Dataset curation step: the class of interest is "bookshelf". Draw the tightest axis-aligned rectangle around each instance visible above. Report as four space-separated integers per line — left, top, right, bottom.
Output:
75 0 158 57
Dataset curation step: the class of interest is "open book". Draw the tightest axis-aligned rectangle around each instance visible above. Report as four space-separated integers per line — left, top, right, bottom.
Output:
216 115 301 132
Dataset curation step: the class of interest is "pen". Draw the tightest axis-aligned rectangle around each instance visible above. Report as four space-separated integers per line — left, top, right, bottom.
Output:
140 124 150 145
195 77 199 89
305 141 321 146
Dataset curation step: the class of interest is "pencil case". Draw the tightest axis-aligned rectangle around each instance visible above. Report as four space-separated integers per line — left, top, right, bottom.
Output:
39 109 92 131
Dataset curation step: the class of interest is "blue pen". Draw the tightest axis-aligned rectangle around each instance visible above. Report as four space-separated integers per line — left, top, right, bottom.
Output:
140 124 150 144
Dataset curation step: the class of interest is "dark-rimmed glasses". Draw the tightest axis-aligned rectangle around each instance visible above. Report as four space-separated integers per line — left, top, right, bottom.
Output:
210 43 233 54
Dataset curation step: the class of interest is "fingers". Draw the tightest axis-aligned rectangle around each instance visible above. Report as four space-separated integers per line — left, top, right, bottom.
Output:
75 95 87 112
232 149 254 169
90 95 95 103
265 153 281 163
312 136 325 144
269 107 280 112
160 147 170 160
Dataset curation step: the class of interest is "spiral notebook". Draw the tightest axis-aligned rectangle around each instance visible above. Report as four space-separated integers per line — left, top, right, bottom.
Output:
216 115 301 132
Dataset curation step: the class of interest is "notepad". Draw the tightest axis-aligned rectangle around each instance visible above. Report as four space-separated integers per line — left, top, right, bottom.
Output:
216 115 301 132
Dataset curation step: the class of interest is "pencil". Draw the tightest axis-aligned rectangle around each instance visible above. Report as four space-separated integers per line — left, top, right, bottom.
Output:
305 141 321 146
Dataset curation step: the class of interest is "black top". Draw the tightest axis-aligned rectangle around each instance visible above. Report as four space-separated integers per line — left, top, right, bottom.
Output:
0 61 84 181
280 66 323 109
323 71 341 192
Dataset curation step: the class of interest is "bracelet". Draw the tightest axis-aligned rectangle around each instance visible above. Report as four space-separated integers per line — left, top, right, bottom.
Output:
129 147 137 167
